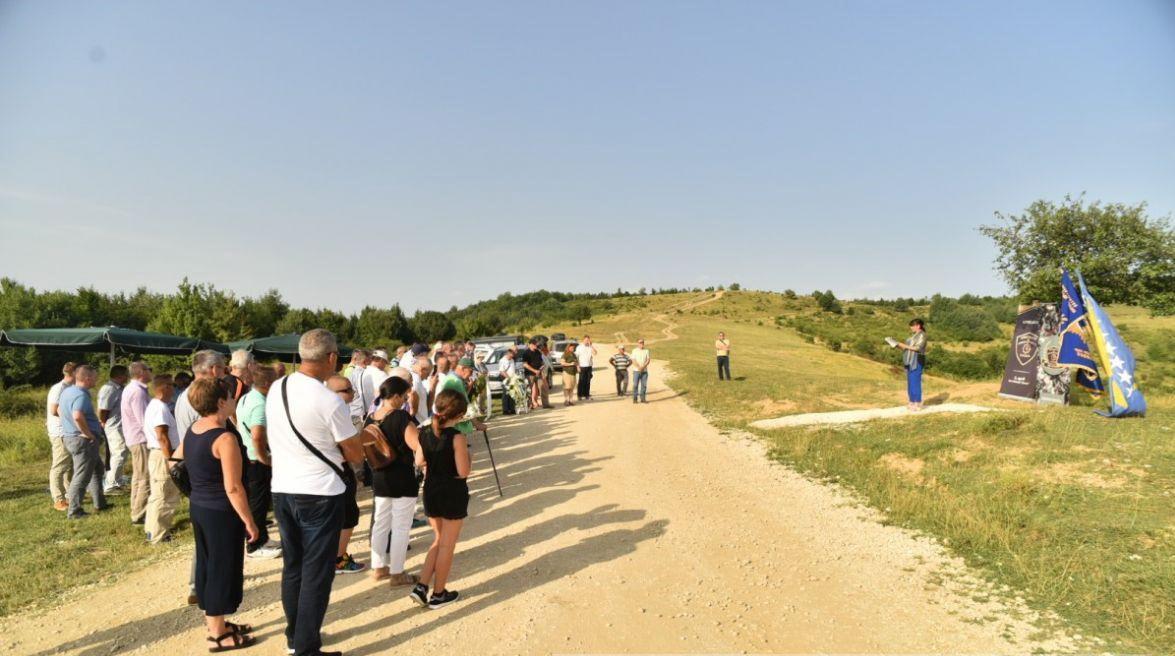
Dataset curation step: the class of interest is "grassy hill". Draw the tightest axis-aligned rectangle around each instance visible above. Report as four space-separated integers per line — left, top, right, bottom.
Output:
544 290 1173 653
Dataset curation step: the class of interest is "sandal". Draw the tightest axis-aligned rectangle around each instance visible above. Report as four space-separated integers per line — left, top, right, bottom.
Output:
208 630 255 652
225 622 253 634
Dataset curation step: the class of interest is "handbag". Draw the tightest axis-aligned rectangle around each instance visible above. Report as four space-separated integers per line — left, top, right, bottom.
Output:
168 457 192 497
360 421 396 470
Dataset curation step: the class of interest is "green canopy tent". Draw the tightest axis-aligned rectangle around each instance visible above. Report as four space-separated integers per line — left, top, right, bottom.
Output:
225 334 354 364
0 326 229 366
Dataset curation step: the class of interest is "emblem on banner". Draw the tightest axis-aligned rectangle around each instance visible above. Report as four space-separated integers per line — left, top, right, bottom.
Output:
1015 331 1039 366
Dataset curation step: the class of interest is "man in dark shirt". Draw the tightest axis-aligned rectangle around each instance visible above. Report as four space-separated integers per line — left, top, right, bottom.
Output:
521 339 548 409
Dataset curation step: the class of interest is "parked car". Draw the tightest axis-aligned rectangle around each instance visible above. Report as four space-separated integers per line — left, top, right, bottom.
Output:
482 346 515 396
471 334 525 360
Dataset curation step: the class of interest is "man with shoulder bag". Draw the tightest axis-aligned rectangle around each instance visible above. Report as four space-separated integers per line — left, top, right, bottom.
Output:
265 330 366 656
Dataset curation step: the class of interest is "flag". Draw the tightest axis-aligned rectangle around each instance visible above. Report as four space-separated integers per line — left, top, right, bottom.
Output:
1058 269 1104 394
1078 273 1147 418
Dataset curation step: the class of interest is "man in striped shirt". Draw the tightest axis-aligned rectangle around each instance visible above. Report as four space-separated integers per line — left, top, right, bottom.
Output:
609 345 632 397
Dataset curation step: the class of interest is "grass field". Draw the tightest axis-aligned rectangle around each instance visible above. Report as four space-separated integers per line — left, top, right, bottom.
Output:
0 388 192 616
547 290 1174 653
1 290 1170 652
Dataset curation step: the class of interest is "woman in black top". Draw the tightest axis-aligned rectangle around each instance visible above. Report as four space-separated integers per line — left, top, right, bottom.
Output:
366 377 424 586
175 378 259 652
408 389 471 611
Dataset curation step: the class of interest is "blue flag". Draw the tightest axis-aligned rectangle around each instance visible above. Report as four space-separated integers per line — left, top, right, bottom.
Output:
1058 269 1103 394
1078 273 1147 418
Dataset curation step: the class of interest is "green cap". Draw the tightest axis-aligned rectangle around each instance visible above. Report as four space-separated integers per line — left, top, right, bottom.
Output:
457 357 476 368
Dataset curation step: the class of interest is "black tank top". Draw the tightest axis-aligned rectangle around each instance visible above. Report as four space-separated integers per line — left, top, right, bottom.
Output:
421 425 464 489
186 425 245 511
370 410 420 498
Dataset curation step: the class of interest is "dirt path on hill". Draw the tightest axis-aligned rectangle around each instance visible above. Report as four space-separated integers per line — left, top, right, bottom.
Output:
615 290 724 346
1 359 1076 655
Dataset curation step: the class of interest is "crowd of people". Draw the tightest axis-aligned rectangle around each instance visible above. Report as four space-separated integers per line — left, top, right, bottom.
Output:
42 328 709 654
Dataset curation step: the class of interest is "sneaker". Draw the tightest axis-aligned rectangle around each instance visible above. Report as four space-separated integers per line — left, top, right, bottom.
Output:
408 583 429 607
335 553 367 574
103 485 123 495
67 510 89 520
248 542 282 559
53 500 68 511
428 589 459 609
388 571 419 587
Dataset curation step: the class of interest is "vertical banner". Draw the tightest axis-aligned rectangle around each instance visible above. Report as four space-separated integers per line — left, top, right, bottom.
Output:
999 305 1044 402
1036 303 1070 405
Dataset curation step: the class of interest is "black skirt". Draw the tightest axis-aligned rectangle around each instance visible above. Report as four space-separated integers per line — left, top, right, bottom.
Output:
423 479 469 520
191 503 245 616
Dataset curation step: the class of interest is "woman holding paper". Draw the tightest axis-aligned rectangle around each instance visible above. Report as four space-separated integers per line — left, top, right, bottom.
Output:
894 319 928 411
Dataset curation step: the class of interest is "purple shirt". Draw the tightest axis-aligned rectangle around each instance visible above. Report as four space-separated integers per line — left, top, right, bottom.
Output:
120 379 150 446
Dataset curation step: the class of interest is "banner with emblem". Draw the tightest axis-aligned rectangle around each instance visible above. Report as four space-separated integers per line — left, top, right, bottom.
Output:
1058 269 1104 395
998 305 1044 402
1078 273 1147 418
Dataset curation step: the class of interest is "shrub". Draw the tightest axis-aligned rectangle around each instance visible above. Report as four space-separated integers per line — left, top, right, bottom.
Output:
0 387 40 419
783 289 797 299
928 296 1002 341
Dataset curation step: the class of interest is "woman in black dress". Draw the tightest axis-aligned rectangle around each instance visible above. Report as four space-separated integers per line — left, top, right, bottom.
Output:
367 376 424 586
176 378 260 651
408 389 470 610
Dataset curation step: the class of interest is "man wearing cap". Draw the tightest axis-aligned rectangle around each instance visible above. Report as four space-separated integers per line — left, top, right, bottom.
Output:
362 348 391 415
609 345 632 397
444 357 487 436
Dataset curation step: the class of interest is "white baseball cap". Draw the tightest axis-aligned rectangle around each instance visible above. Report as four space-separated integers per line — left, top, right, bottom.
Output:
372 349 390 361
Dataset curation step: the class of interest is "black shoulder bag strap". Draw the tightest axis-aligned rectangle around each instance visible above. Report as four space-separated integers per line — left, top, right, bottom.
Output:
282 377 346 483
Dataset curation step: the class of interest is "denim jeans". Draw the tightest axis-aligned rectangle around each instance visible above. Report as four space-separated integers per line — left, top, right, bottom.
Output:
275 492 344 656
632 370 649 402
577 365 593 399
717 355 731 380
62 434 106 516
614 369 629 395
906 365 923 403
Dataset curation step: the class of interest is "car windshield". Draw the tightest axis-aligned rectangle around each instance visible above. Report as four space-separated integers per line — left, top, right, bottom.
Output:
485 348 507 364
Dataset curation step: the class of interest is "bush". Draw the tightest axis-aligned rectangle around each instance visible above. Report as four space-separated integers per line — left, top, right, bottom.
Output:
0 387 40 419
928 296 1002 342
816 290 842 314
783 289 797 299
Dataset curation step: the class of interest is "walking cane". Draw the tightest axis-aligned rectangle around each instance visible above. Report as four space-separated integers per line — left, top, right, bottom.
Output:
481 430 504 497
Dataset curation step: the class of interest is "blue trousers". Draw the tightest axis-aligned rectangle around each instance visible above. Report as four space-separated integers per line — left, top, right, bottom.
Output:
632 370 648 402
275 492 344 656
906 366 923 403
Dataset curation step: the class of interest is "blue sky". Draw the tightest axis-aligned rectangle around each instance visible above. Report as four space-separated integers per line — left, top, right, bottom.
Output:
2 1 1173 313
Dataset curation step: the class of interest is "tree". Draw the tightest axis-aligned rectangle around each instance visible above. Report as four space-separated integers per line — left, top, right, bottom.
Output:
980 195 1175 314
148 279 217 340
355 305 412 346
729 283 741 291
241 289 289 338
816 290 842 314
274 308 318 336
410 311 456 345
567 302 592 325
782 289 797 299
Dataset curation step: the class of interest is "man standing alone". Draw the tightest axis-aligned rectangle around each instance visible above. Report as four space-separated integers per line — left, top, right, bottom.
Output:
46 362 77 511
121 361 152 524
574 336 597 401
609 346 631 397
630 339 651 404
99 365 129 493
716 331 732 381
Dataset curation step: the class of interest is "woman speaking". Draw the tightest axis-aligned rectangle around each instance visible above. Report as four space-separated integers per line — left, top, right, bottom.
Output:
895 319 928 411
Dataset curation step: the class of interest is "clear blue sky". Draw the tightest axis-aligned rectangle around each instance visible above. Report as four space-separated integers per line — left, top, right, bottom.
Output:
2 1 1173 314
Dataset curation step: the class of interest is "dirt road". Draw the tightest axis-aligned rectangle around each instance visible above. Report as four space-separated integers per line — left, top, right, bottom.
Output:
2 362 1075 655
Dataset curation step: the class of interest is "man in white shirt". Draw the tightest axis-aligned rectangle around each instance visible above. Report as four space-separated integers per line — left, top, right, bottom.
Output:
46 362 77 511
266 329 365 656
362 348 390 416
143 374 180 544
98 365 129 493
574 336 598 401
410 357 433 425
345 348 370 423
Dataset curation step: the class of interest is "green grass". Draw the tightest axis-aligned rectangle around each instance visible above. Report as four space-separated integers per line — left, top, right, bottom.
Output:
548 289 1175 653
0 397 191 616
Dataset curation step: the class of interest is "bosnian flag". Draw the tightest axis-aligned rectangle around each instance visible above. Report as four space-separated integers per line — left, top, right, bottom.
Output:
1078 273 1147 418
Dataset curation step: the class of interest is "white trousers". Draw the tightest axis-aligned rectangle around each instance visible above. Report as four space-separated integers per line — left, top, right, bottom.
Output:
369 495 417 572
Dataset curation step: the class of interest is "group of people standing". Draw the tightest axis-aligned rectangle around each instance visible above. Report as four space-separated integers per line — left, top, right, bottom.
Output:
44 330 482 655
